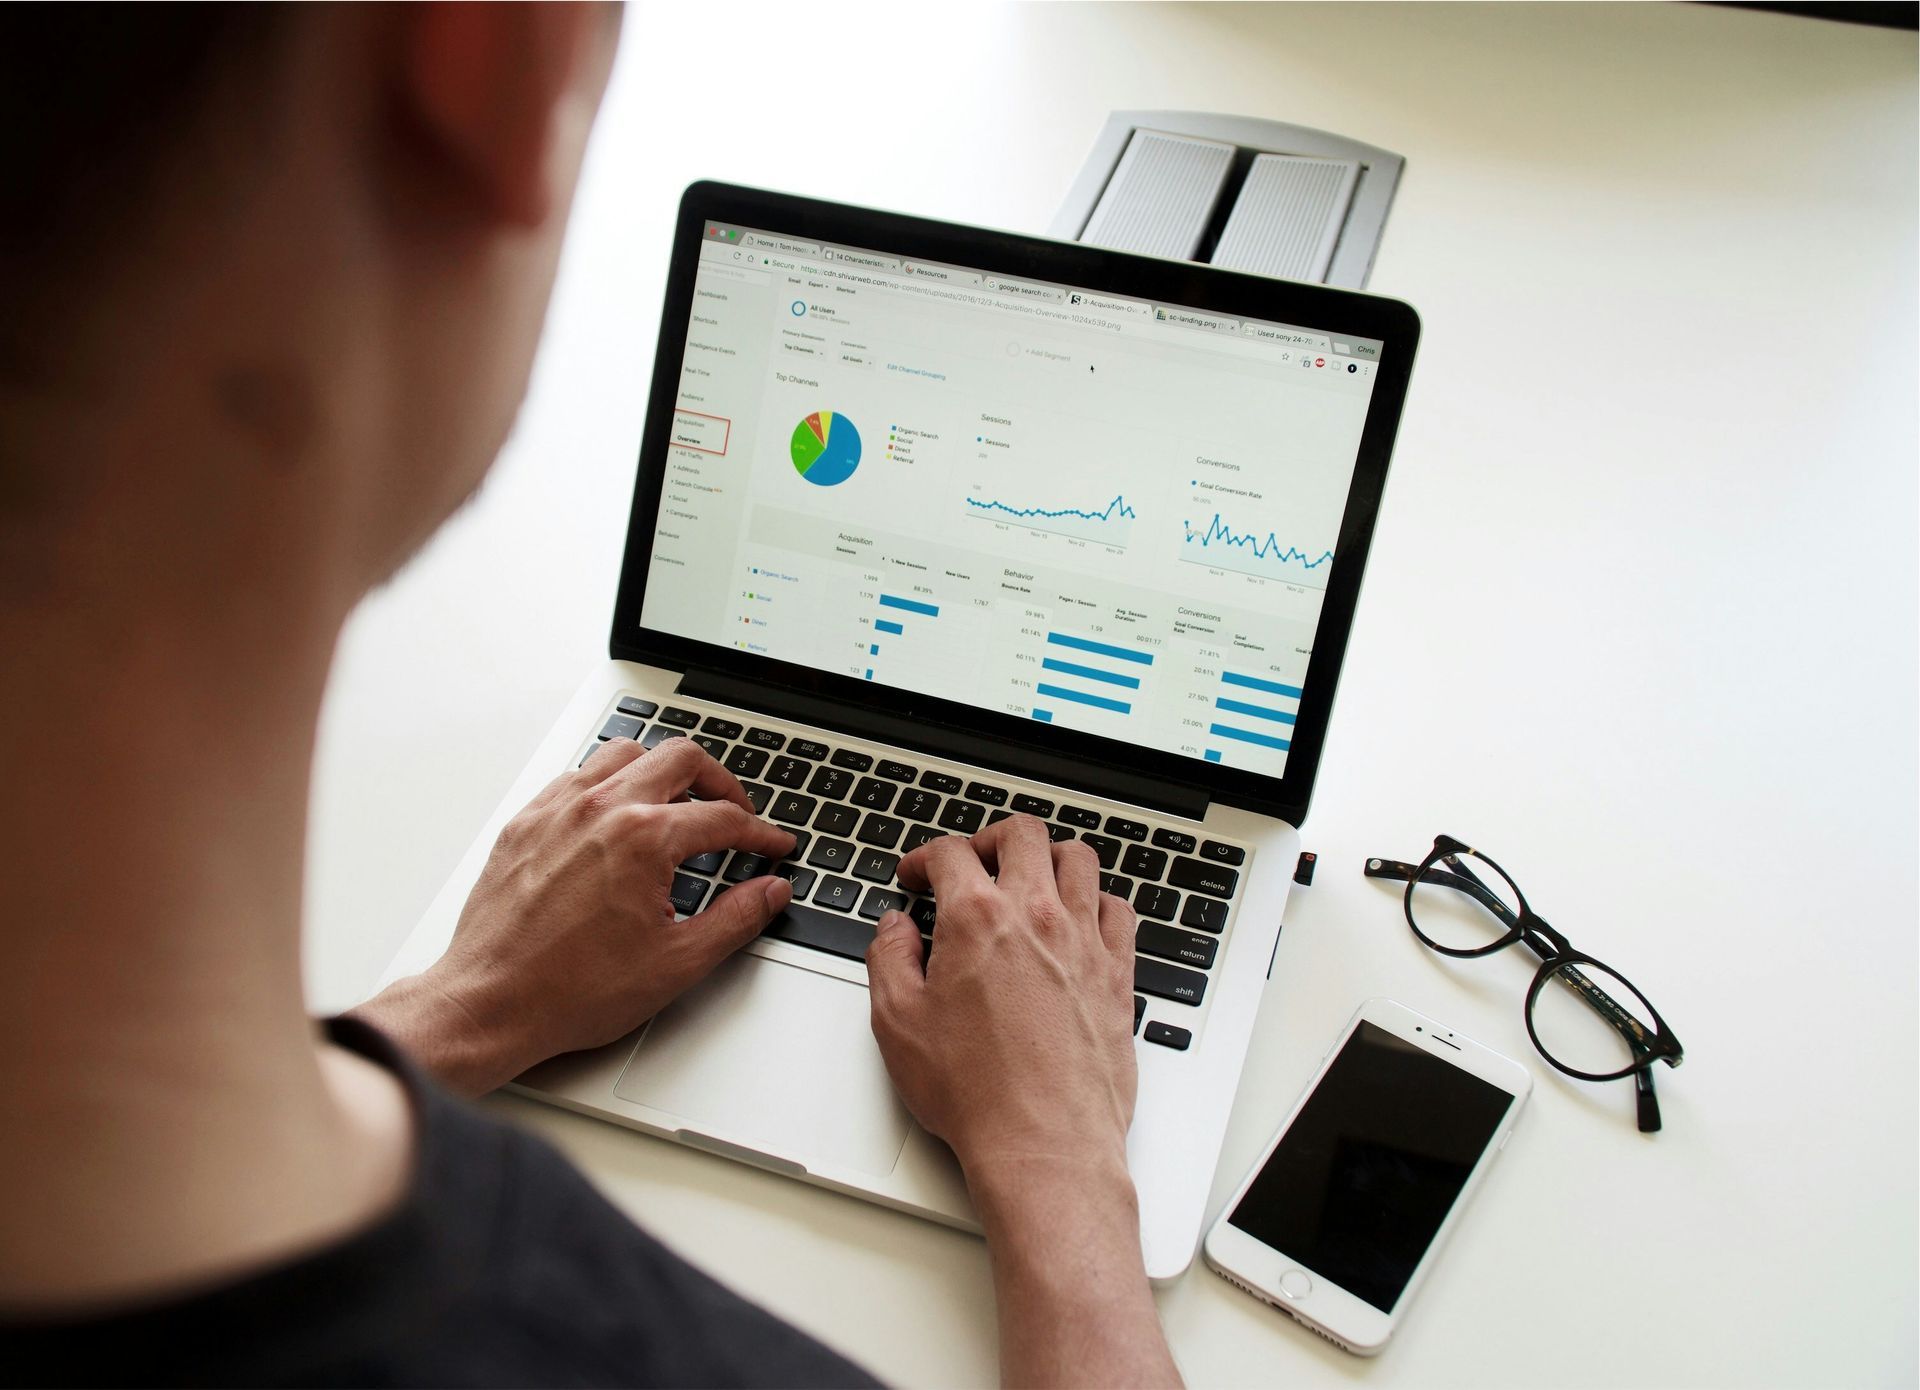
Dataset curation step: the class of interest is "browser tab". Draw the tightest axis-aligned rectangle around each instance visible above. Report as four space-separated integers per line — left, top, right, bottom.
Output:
1065 289 1151 317
1153 305 1241 335
823 247 902 272
985 277 1066 303
1244 322 1332 350
1334 339 1381 360
741 233 821 257
901 260 982 287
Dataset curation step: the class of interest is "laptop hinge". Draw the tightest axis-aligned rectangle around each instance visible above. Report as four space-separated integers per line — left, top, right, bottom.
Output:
677 669 1211 822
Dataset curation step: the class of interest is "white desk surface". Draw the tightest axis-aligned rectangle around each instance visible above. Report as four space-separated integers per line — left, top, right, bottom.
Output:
304 4 1919 1385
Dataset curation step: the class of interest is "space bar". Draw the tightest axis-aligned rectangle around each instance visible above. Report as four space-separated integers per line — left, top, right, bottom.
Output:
761 902 876 962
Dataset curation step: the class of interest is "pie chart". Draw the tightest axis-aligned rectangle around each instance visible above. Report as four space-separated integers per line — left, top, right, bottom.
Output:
790 410 862 487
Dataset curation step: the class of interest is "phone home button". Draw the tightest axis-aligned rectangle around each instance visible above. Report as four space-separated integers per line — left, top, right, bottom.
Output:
1278 1269 1313 1300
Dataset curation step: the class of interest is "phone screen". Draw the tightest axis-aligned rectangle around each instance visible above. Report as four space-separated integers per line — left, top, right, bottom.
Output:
1228 1020 1515 1313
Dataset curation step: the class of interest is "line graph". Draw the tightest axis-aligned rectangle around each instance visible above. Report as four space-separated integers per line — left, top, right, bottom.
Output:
963 491 1135 546
1180 511 1333 587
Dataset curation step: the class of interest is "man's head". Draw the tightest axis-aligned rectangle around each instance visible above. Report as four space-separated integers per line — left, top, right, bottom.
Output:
0 3 619 622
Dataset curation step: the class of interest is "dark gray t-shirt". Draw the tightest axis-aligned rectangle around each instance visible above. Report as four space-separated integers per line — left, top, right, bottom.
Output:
1 1019 881 1388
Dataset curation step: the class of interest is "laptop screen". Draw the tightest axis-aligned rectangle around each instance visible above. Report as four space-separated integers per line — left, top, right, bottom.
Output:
637 220 1385 782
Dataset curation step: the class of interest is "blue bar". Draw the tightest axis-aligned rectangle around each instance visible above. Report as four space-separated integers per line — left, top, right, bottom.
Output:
1209 721 1291 751
865 668 874 680
1040 657 1141 690
1222 671 1302 699
1031 708 1054 723
1215 696 1297 726
879 594 939 617
875 619 904 635
1046 632 1154 666
1204 749 1223 763
1037 683 1132 714
869 644 879 655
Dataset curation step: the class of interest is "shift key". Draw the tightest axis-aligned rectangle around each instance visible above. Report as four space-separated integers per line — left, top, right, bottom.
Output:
1134 957 1208 1007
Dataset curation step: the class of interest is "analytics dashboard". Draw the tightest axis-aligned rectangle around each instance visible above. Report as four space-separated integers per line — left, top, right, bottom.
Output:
638 221 1385 781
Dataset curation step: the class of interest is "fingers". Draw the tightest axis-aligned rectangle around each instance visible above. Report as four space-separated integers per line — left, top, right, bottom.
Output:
652 799 796 864
963 815 1061 900
896 830 993 897
682 876 793 961
1050 838 1101 920
1096 888 1138 965
607 737 753 812
865 910 927 1032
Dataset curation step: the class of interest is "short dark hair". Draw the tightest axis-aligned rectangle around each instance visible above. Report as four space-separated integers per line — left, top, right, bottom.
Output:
0 5 282 296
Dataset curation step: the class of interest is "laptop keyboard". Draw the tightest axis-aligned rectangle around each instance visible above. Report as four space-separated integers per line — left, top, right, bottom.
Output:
583 695 1250 1053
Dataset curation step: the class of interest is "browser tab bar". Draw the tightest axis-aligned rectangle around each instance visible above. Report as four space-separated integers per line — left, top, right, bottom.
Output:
1244 322 1332 350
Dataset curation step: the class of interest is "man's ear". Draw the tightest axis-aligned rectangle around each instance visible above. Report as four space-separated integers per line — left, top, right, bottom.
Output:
397 2 603 228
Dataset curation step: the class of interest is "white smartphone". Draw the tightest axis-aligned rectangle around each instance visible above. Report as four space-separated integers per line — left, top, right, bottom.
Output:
1204 998 1530 1355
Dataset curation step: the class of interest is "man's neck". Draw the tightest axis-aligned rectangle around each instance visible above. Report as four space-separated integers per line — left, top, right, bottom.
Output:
0 464 412 1313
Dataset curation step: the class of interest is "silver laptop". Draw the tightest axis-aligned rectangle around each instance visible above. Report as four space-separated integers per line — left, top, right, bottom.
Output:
380 182 1419 1281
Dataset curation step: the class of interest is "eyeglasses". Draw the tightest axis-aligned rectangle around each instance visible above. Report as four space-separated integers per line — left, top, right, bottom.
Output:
1365 835 1684 1133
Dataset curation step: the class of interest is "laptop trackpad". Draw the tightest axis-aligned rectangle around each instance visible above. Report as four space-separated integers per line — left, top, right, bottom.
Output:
612 952 912 1179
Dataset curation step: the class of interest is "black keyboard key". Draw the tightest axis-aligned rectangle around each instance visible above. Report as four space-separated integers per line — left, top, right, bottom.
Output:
578 743 605 768
1121 845 1169 881
1134 995 1146 1035
659 706 701 729
806 837 856 874
765 755 810 789
600 713 645 741
1057 805 1101 830
724 746 769 779
745 727 786 750
909 898 938 933
1104 816 1149 842
919 771 963 795
769 792 816 826
857 814 904 849
1133 883 1179 921
1081 833 1121 870
772 863 815 898
692 735 728 759
1200 839 1247 866
1144 1021 1192 1051
987 809 1012 826
642 724 684 749
1135 958 1208 1007
858 886 910 920
807 766 853 800
852 847 899 882
781 830 811 862
966 782 1009 807
1169 856 1238 899
1011 793 1055 817
724 852 774 883
895 789 940 823
741 782 772 815
813 874 862 912
1180 894 1228 934
762 898 872 959
850 777 897 812
789 738 830 761
1099 872 1134 899
616 697 659 719
1152 828 1198 854
1136 922 1219 970
876 759 917 783
700 716 743 740
669 873 709 916
902 825 946 853
831 748 874 772
680 850 724 875
813 804 858 837
938 800 985 834
1046 823 1075 843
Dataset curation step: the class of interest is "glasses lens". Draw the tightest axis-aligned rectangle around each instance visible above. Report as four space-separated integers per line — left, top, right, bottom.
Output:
1407 849 1521 952
1531 959 1660 1078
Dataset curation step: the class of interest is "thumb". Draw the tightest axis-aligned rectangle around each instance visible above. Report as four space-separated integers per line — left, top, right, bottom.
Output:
684 875 791 959
865 910 926 1029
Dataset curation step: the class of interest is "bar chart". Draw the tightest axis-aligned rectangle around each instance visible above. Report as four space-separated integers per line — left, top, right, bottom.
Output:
865 592 939 680
1031 631 1155 724
1207 670 1300 754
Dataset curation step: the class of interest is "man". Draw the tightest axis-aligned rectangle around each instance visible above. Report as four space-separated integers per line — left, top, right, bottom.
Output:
0 6 1181 1386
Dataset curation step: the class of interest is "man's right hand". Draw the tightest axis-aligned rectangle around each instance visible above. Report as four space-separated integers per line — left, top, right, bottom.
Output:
864 815 1140 1176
